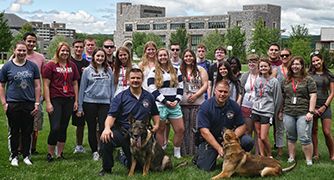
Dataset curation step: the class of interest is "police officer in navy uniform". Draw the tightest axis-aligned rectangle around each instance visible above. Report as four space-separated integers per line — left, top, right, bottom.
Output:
98 68 159 176
196 80 254 171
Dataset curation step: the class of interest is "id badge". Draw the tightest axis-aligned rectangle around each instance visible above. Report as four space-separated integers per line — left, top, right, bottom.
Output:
248 95 252 101
63 86 68 93
291 97 297 104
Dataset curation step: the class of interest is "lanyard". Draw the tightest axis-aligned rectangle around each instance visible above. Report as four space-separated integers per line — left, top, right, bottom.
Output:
250 73 257 91
260 76 269 98
187 71 192 82
292 78 299 93
282 66 286 77
59 63 68 85
121 65 127 86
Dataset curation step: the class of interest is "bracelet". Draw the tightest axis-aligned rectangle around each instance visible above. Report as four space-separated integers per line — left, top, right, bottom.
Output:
35 103 40 105
323 104 328 108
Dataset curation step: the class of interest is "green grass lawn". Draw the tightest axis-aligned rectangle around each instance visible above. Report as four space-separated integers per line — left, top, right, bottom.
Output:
1 67 334 179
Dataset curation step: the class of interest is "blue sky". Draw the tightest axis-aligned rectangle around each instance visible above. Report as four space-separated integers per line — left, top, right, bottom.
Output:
1 0 334 35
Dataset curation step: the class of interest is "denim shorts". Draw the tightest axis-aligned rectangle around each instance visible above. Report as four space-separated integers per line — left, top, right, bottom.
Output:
158 104 183 120
283 114 312 145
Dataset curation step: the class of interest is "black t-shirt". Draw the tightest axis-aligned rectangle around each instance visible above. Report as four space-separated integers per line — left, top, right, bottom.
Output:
71 56 90 87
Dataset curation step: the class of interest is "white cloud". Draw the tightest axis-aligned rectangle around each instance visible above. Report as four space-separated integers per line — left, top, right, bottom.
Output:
15 0 33 5
8 2 22 12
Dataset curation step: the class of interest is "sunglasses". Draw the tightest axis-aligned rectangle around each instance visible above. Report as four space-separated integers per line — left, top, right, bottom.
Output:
104 45 115 49
310 51 319 56
280 54 290 58
171 48 180 52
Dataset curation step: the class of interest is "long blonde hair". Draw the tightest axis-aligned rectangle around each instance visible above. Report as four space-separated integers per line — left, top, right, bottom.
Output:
141 41 157 72
154 48 178 89
51 42 71 64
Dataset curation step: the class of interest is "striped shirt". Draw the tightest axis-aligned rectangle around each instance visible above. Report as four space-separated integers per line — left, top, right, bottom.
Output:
147 67 183 107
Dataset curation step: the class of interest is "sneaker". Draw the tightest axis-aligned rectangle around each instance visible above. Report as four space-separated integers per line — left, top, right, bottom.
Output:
306 159 313 165
31 150 40 155
47 153 54 163
115 149 125 162
93 152 100 161
23 157 32 165
57 152 66 160
11 156 19 166
98 169 111 176
287 157 295 163
73 146 87 154
162 142 169 150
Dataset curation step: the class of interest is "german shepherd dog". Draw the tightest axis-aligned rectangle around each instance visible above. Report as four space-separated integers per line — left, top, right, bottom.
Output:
128 114 187 176
212 129 297 179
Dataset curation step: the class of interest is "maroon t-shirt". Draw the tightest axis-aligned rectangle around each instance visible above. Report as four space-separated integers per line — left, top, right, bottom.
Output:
270 59 282 67
42 61 80 98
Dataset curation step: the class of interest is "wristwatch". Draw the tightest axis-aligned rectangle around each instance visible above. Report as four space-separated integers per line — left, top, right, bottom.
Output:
309 111 314 114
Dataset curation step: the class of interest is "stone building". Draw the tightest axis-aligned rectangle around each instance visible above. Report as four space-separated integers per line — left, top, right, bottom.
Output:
316 27 334 53
114 2 281 53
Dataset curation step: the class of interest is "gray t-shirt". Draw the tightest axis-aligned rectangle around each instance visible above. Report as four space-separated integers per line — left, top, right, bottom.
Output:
308 72 334 102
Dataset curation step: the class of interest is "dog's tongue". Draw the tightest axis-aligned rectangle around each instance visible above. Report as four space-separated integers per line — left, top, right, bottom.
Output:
137 137 142 147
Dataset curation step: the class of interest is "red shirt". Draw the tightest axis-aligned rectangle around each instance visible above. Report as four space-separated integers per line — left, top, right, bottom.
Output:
270 59 282 67
42 61 80 98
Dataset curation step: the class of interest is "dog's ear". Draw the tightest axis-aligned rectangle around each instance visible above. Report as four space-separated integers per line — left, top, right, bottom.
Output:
142 115 150 126
128 114 135 124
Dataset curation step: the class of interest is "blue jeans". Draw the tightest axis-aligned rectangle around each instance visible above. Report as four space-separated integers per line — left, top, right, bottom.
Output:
283 114 312 145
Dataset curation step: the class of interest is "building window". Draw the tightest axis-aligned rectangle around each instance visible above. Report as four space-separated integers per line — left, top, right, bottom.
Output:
190 35 202 51
273 22 276 28
237 21 242 27
189 22 204 29
209 22 226 29
137 24 150 30
143 9 163 14
171 23 185 29
125 24 133 32
153 23 167 30
263 21 266 27
330 42 334 50
323 43 330 50
160 35 166 45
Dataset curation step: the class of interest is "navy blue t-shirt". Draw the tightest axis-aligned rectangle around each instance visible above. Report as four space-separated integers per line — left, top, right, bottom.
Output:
0 60 40 102
108 88 159 129
197 98 245 138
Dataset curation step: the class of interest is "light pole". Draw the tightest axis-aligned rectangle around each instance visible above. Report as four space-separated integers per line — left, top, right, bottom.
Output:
251 49 255 54
227 44 233 57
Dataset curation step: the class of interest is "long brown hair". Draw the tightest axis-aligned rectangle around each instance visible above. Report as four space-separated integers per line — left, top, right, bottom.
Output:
51 42 71 64
286 56 307 83
154 48 178 89
308 52 334 93
114 46 133 85
180 49 199 80
91 48 109 73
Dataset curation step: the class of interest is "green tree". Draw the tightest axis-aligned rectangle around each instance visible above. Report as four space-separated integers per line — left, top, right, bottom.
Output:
0 11 13 61
47 35 69 58
201 29 225 61
169 28 189 55
10 23 40 55
249 16 282 57
288 24 313 64
290 38 312 65
132 32 164 58
225 26 246 63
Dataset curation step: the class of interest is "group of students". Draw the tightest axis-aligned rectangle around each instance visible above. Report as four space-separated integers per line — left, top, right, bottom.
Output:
1 34 333 172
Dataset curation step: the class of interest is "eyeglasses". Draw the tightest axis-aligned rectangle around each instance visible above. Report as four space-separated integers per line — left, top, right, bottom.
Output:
292 63 301 66
280 54 290 58
104 45 115 49
310 51 319 56
171 48 180 52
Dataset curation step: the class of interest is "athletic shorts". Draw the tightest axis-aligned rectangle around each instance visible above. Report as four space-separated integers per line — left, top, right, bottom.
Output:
251 113 272 124
72 111 86 126
158 104 183 120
